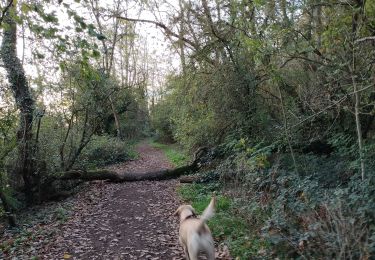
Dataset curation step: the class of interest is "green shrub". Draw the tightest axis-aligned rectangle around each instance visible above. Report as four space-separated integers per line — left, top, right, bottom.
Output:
54 207 68 222
150 100 174 142
77 135 137 168
214 138 375 259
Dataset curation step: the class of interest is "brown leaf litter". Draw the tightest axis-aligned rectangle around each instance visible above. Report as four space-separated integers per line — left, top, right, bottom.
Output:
1 143 232 259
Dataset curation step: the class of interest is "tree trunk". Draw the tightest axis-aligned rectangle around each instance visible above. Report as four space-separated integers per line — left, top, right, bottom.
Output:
89 0 122 138
279 0 289 25
57 164 198 182
353 77 365 180
0 1 35 203
351 0 365 180
277 84 298 173
178 0 187 73
109 95 122 139
314 0 322 49
56 147 209 182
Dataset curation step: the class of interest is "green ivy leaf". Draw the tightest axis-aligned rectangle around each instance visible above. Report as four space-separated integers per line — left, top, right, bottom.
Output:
96 34 106 40
92 49 100 58
34 52 45 59
20 3 32 14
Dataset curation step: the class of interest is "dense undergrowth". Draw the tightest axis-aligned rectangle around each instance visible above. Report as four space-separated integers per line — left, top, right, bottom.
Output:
0 135 137 222
149 2 375 255
166 138 375 259
158 140 267 259
227 142 374 259
0 2 374 259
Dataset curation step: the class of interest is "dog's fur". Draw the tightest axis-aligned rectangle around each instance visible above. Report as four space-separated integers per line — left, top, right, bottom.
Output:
175 195 216 260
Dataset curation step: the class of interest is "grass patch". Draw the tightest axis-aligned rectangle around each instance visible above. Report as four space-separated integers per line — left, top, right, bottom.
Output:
149 140 188 167
177 183 269 259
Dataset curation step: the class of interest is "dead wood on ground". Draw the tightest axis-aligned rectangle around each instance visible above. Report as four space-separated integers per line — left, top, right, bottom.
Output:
56 147 210 182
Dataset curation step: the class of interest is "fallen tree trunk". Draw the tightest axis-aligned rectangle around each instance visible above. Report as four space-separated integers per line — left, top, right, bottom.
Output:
179 175 200 183
56 147 210 182
57 164 197 182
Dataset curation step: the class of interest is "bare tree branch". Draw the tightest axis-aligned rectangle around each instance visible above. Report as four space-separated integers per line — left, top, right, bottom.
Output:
116 16 199 50
356 36 375 43
289 84 374 130
0 0 14 26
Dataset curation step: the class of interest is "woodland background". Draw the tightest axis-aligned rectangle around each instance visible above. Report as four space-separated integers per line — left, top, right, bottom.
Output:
1 0 375 259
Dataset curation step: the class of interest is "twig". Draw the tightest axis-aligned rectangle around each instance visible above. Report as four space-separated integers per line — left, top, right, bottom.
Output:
0 0 13 26
355 36 375 43
116 16 198 50
288 84 374 130
278 85 298 174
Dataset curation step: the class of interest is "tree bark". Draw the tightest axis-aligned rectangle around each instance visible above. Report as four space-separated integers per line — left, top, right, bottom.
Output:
279 0 289 25
178 0 187 73
352 75 365 180
56 147 209 182
277 84 298 173
116 16 199 51
351 0 366 180
0 1 35 202
89 0 122 138
179 175 200 183
57 164 198 182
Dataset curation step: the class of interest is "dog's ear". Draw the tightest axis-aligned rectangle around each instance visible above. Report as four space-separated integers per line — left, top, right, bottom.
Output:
174 206 182 216
187 205 196 216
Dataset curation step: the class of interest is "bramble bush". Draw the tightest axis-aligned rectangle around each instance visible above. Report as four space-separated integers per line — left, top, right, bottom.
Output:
212 137 375 259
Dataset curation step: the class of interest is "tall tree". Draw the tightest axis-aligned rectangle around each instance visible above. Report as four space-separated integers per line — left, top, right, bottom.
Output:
0 0 35 203
88 0 123 138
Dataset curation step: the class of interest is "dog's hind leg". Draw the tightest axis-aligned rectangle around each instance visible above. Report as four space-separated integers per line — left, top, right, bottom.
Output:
183 246 190 260
206 248 215 260
187 244 199 260
187 253 198 260
180 237 190 260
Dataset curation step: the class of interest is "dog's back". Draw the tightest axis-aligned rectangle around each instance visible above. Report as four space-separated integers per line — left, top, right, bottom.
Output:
178 196 216 260
179 219 215 259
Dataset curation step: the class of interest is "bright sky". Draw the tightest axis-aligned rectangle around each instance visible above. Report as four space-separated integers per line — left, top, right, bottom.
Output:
0 0 181 109
132 1 181 96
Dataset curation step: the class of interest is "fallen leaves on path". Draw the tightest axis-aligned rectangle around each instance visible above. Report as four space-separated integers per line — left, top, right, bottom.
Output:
1 143 232 259
43 180 185 260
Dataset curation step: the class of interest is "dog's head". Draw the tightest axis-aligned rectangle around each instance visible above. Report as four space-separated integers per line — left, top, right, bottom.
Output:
174 204 196 221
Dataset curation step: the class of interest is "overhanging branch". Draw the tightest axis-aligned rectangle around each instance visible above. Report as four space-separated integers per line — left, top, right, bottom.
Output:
0 0 14 26
116 16 198 50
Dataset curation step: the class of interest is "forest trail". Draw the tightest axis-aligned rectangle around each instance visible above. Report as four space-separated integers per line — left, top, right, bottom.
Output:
1 143 185 259
106 142 175 176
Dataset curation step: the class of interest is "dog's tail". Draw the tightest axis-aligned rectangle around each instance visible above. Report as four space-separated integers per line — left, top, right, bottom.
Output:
200 194 216 223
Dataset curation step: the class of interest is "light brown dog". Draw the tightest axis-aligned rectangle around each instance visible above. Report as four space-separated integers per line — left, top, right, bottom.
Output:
175 195 216 260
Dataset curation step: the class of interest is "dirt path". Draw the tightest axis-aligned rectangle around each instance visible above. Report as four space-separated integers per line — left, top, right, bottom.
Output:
1 143 185 259
43 143 184 259
43 181 184 259
106 143 174 175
